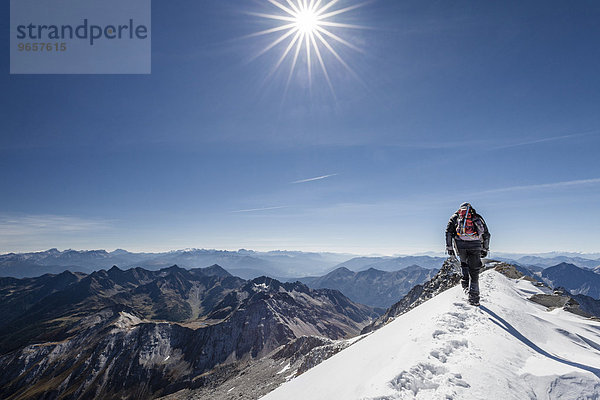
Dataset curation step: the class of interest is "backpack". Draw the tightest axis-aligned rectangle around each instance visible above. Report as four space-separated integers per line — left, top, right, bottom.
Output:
456 205 483 241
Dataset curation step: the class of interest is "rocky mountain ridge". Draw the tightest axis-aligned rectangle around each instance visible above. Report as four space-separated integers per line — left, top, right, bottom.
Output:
540 262 600 298
0 265 376 400
298 265 437 308
333 255 445 271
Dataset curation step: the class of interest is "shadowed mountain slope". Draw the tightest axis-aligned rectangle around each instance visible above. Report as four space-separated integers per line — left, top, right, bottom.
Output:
0 265 376 400
298 266 437 308
541 262 600 299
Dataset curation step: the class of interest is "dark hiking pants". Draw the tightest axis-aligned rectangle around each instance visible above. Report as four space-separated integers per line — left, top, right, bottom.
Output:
457 248 482 302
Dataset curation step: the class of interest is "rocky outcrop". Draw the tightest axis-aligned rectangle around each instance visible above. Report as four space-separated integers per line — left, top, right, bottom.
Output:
488 263 598 319
571 293 600 318
207 276 378 340
159 334 357 400
361 258 461 334
529 288 598 319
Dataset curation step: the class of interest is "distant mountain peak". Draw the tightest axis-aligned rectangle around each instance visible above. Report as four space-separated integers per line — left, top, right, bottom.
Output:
110 249 130 255
200 264 232 277
300 264 438 309
362 258 461 333
542 262 600 298
160 264 184 272
56 270 78 278
552 262 578 269
402 264 425 272
250 276 282 290
328 267 354 276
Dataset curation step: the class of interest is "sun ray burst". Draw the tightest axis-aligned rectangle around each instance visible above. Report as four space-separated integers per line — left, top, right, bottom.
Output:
285 0 301 14
315 0 341 16
285 31 305 91
243 23 297 39
315 25 362 52
270 30 302 77
246 12 296 22
310 33 335 97
250 27 299 62
247 0 367 97
313 29 355 76
305 31 312 86
267 0 296 16
317 2 369 20
310 0 324 11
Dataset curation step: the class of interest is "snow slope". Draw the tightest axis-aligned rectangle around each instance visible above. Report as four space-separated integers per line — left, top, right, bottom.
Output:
261 269 600 399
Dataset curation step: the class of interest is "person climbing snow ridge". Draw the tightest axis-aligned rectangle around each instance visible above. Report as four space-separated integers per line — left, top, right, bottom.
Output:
445 202 491 306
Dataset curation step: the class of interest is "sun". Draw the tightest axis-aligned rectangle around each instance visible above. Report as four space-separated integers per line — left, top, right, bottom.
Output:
295 9 319 34
246 0 366 96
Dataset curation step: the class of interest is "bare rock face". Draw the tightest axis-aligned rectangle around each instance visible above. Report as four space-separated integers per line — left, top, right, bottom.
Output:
300 266 438 308
361 258 461 334
529 290 595 319
159 335 357 400
486 263 598 319
492 262 525 279
529 293 572 309
0 265 245 355
0 267 376 399
570 293 600 319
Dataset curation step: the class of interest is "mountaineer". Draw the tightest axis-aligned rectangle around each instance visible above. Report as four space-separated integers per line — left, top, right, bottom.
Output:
445 202 491 306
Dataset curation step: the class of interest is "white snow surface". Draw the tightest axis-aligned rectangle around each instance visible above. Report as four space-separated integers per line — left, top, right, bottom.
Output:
261 270 600 400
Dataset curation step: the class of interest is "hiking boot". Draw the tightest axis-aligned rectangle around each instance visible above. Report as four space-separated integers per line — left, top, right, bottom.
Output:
468 298 480 306
461 281 469 294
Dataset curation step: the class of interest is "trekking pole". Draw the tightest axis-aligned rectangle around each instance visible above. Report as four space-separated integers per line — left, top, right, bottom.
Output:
450 239 462 275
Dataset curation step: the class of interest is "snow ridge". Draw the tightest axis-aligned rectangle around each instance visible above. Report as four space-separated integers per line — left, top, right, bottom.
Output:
261 269 600 400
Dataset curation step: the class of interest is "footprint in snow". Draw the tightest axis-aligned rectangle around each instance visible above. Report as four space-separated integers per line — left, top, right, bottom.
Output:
373 301 478 399
382 362 470 399
453 302 470 310
432 329 447 339
429 340 469 363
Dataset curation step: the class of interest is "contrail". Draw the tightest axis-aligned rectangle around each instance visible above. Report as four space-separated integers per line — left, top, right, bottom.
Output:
292 173 338 184
230 206 289 213
481 178 600 194
492 131 594 150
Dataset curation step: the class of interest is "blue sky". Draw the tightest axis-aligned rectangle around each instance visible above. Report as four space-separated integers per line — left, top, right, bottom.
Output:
1 0 600 254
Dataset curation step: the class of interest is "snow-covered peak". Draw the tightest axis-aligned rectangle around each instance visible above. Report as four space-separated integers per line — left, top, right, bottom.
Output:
261 269 600 399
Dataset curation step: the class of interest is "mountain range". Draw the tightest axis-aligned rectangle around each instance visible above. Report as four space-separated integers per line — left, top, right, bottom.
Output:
333 255 445 271
0 248 351 280
4 248 600 283
2 256 600 399
297 265 437 308
0 249 448 282
494 253 600 270
0 265 377 399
